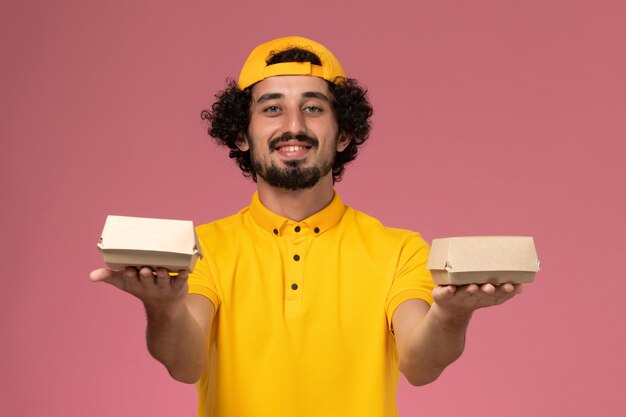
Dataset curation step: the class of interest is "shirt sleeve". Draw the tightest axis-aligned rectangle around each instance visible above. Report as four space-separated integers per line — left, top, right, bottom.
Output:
187 227 220 310
385 233 435 330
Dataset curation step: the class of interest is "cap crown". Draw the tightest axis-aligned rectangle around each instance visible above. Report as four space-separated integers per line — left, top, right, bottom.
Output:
238 36 345 90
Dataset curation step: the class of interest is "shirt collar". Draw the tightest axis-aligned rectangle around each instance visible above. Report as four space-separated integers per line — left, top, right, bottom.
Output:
249 191 346 236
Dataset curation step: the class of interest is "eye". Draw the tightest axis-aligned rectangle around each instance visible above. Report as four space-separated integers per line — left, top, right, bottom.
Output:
263 105 281 114
304 106 322 113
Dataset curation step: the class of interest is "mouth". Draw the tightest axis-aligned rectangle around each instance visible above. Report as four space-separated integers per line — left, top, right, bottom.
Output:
274 143 312 159
270 134 318 160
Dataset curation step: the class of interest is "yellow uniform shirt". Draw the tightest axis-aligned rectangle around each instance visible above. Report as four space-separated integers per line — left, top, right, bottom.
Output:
188 192 435 417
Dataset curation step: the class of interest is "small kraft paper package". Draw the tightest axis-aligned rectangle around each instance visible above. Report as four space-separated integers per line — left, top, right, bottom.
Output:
427 236 540 286
97 215 203 272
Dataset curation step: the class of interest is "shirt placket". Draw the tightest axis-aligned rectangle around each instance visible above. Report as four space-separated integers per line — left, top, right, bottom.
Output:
284 222 308 318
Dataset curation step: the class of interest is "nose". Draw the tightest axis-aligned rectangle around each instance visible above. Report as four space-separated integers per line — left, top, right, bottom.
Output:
284 107 306 134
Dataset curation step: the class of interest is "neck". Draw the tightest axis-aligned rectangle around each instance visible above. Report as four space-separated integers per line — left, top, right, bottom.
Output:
256 174 335 221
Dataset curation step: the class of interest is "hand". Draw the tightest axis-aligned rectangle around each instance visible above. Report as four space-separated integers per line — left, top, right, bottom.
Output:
432 283 523 320
89 266 189 311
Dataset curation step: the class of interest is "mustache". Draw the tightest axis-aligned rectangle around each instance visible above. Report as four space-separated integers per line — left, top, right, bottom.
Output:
269 133 319 151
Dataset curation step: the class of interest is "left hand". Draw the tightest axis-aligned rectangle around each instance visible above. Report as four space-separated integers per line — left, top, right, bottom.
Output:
432 283 523 319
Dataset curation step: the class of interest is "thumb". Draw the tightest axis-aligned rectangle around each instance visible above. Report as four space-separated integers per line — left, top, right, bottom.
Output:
89 267 124 287
432 285 457 301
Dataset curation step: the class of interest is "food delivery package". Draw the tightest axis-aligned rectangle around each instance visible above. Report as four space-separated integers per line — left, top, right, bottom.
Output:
97 215 202 272
427 236 540 285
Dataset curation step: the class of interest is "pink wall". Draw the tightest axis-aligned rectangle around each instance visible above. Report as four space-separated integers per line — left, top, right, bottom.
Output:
1 0 625 416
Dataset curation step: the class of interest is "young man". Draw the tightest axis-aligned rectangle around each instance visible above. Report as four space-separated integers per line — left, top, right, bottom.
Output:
91 36 521 417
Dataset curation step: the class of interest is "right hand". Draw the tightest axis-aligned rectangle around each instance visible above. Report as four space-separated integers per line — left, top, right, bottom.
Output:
431 282 522 323
89 266 189 311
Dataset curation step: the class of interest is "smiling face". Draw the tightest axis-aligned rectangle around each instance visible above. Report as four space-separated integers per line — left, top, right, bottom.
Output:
237 76 350 190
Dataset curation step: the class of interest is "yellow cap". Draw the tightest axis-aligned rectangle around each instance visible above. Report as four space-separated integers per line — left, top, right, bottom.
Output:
237 36 346 90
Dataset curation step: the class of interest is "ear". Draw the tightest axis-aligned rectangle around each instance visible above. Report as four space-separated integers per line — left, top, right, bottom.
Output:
235 135 250 152
336 133 351 152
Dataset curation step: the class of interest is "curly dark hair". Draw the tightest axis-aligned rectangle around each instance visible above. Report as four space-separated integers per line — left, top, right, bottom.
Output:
201 48 373 182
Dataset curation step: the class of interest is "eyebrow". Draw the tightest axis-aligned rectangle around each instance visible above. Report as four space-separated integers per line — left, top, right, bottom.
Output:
302 91 330 102
255 91 330 104
256 93 284 103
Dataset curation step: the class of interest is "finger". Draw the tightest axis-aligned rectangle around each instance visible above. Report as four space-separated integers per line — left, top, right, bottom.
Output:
90 268 143 294
124 267 140 279
492 283 521 305
90 268 116 282
480 283 496 294
138 266 156 287
118 267 143 293
432 285 457 300
172 270 189 291
464 284 479 295
155 268 171 289
500 283 515 293
89 268 125 287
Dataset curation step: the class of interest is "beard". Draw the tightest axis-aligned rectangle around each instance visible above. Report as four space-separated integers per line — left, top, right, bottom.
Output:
249 133 336 190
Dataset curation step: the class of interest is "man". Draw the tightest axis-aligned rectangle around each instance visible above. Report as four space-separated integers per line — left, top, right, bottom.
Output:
90 36 521 417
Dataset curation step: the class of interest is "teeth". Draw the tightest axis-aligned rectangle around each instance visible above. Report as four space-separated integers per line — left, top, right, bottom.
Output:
282 146 304 152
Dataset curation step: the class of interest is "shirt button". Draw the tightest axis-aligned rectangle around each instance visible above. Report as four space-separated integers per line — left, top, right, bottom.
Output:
294 226 301 233
291 283 298 290
314 227 320 234
273 228 278 235
293 254 300 261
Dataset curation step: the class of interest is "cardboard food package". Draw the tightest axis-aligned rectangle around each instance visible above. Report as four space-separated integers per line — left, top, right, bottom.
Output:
427 236 540 285
97 215 203 272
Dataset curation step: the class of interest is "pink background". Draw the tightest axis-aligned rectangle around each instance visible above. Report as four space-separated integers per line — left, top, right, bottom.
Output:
1 0 625 416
